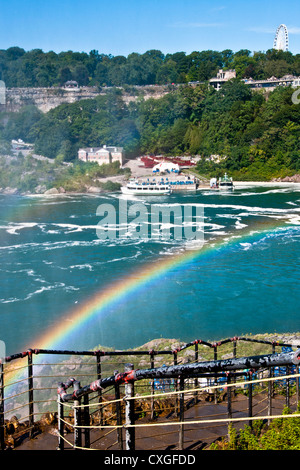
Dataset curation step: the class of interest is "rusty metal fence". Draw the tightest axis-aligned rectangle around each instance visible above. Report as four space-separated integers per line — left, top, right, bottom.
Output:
1 336 300 450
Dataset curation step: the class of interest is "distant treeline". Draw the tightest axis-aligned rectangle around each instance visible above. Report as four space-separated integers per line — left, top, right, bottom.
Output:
1 77 299 181
0 47 300 87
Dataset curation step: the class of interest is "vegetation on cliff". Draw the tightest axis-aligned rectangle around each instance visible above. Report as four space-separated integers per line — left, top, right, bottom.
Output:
1 79 299 182
0 48 299 183
0 154 128 194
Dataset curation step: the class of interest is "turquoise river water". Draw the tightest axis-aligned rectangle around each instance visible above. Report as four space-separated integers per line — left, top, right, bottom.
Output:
0 183 299 356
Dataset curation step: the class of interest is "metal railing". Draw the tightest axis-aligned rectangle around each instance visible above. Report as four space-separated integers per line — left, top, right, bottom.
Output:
56 347 300 450
1 336 300 450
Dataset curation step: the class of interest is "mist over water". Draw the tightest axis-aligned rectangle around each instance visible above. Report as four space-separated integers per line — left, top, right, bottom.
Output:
0 185 300 355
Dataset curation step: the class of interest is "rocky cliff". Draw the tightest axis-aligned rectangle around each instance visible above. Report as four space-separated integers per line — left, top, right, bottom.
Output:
4 85 171 113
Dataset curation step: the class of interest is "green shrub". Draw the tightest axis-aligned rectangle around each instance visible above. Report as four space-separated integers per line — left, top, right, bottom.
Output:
210 407 300 450
101 180 121 191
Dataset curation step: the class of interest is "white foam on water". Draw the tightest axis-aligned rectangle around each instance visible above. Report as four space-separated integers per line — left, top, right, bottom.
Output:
53 223 101 232
287 216 300 225
286 201 299 206
231 188 300 196
235 220 248 230
239 242 252 251
0 282 73 304
5 222 39 235
208 231 230 236
152 201 300 215
69 263 94 271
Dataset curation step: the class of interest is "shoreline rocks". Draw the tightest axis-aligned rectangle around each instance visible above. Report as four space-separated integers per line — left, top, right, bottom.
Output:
85 185 103 194
2 187 18 195
43 187 59 195
272 174 300 183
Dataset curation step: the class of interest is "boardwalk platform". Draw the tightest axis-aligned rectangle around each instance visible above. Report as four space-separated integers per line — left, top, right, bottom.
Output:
14 393 290 451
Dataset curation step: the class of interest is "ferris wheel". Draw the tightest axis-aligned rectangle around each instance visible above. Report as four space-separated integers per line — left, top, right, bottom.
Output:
273 24 289 51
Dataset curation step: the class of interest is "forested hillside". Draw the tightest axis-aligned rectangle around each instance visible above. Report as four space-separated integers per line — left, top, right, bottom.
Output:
0 47 300 87
0 47 299 182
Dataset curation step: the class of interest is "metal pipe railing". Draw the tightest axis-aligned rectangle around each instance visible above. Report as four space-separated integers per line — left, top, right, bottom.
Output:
56 352 300 451
57 348 300 402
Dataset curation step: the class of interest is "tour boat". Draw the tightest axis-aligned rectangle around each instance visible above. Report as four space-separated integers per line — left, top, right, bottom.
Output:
218 173 234 190
209 177 218 190
121 179 172 195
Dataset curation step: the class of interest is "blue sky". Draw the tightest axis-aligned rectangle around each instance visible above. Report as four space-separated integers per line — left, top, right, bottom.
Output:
0 0 299 56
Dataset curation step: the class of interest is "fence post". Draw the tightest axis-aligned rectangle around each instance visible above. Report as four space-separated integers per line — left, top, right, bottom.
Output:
124 363 135 451
114 370 123 450
178 376 185 450
233 339 237 359
150 352 155 420
296 365 299 408
194 343 198 404
57 393 65 450
214 344 218 404
248 371 253 428
268 366 273 424
73 381 82 450
0 362 4 450
173 351 180 416
27 349 34 438
227 373 232 440
286 366 290 409
83 394 90 449
96 352 103 426
271 343 277 400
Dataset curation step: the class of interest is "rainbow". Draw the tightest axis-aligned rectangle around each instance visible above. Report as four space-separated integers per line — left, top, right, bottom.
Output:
4 217 293 388
25 220 280 350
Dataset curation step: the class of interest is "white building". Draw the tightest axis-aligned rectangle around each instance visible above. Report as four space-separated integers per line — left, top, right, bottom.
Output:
243 74 300 91
209 69 236 90
78 145 124 166
292 78 300 88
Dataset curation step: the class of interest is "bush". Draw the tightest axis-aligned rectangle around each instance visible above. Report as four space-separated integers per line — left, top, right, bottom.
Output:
101 180 121 191
210 407 300 450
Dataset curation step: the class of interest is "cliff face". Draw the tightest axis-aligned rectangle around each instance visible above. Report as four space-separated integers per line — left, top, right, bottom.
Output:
5 87 101 113
4 85 170 113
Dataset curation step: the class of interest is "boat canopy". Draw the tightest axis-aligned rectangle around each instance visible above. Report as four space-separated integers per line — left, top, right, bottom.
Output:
219 173 232 183
152 161 180 173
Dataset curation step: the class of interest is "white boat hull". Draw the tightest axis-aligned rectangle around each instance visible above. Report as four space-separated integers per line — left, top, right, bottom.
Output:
219 185 234 191
121 186 171 195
